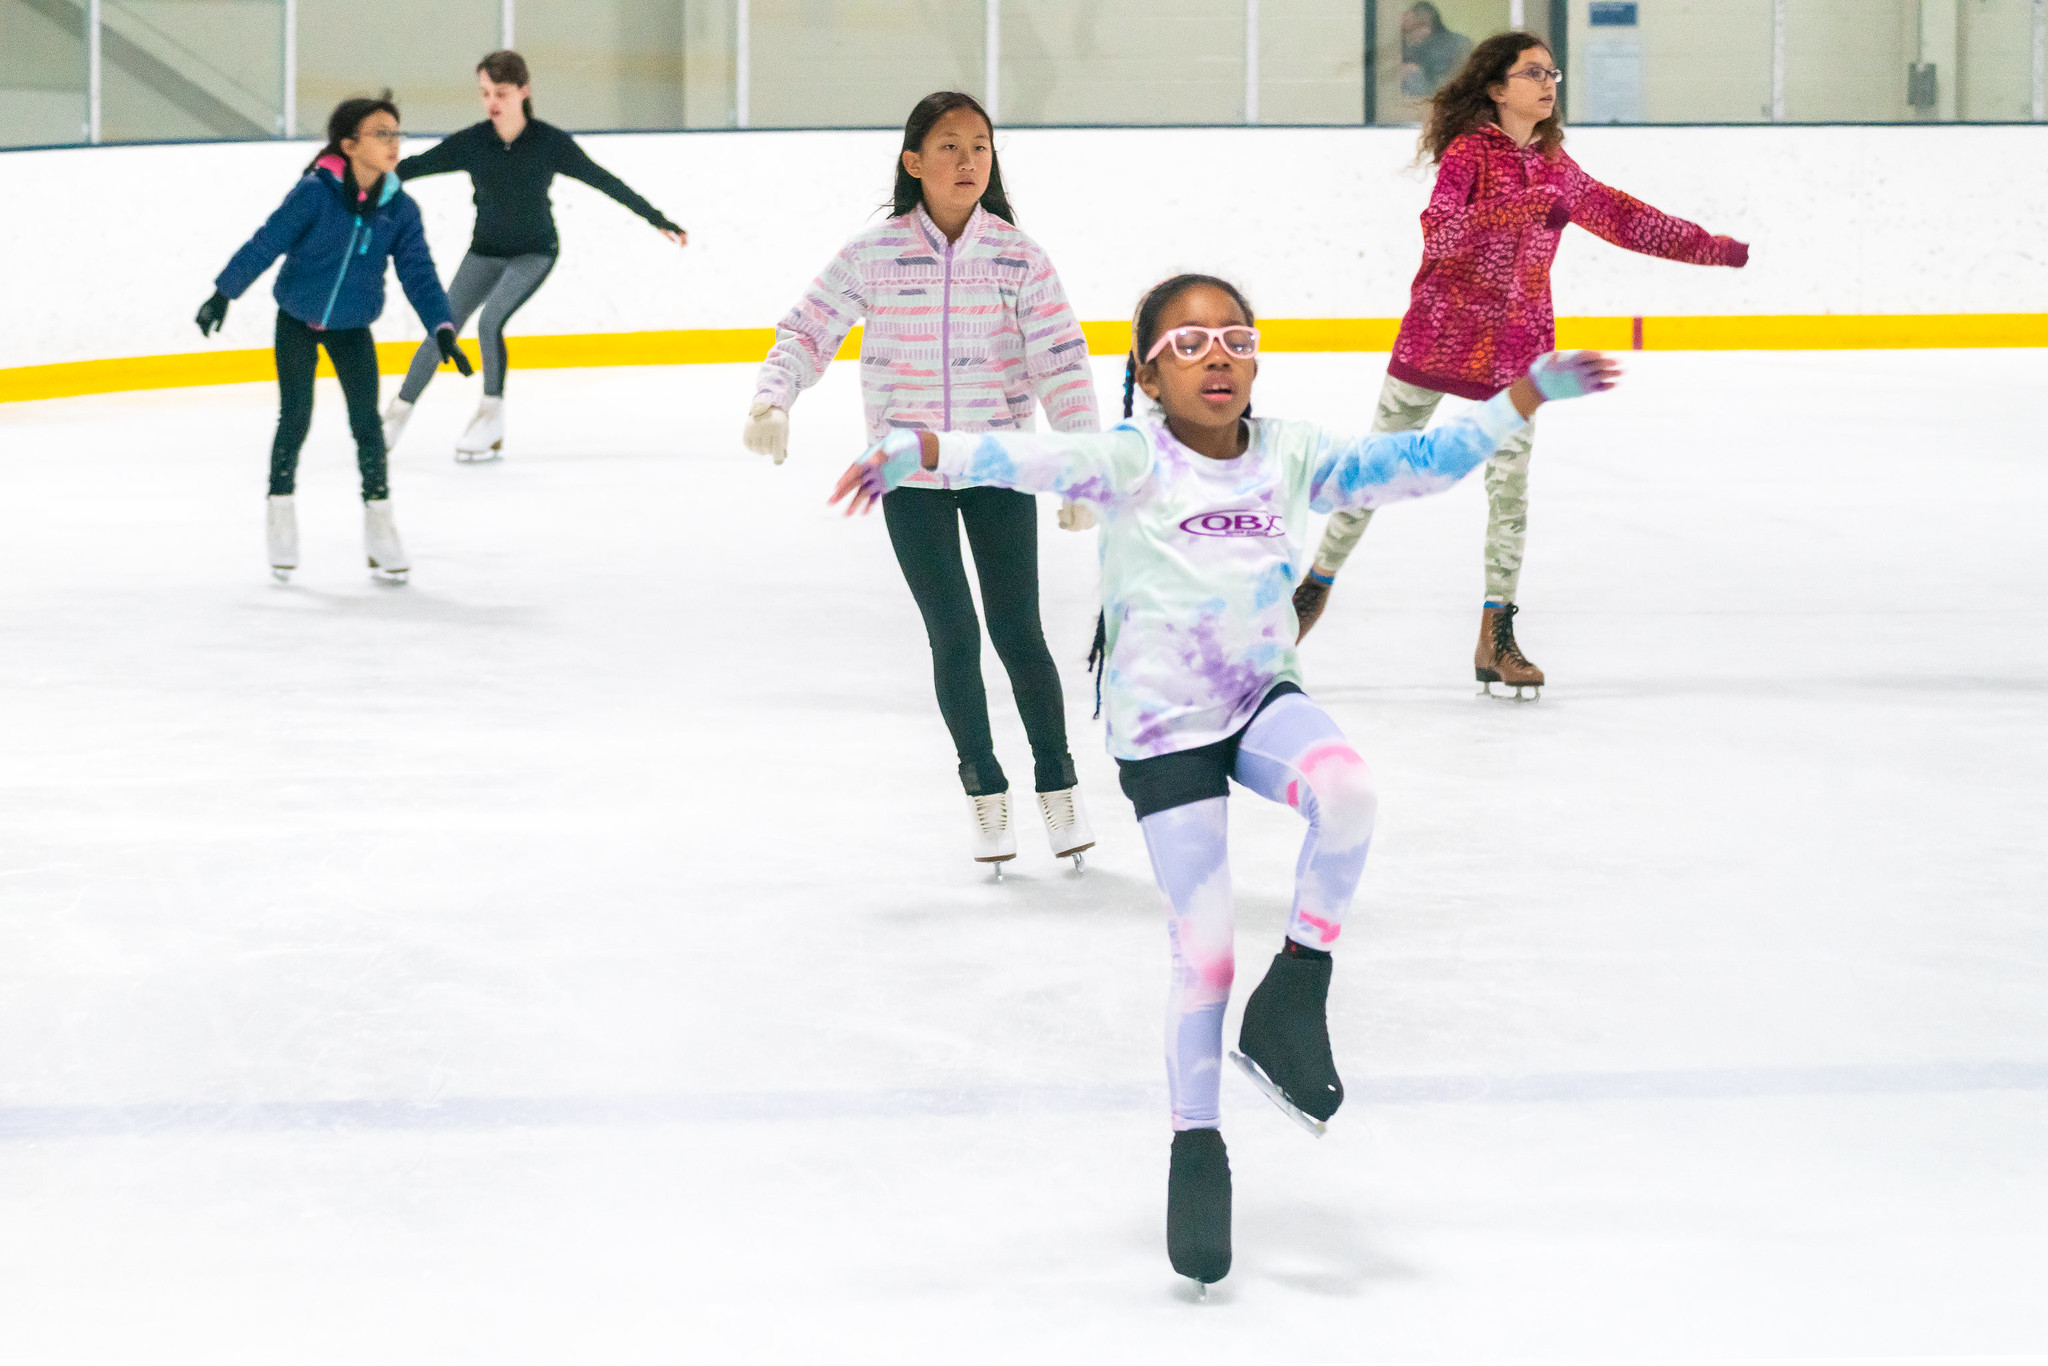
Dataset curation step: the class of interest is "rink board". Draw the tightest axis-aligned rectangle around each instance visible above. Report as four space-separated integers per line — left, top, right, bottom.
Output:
4 311 2044 404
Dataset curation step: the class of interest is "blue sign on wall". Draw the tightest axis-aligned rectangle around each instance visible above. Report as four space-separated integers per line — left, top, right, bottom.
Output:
1590 1 1639 24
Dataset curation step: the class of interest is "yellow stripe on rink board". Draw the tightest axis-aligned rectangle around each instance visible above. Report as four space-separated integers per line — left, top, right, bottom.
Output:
3 314 2043 404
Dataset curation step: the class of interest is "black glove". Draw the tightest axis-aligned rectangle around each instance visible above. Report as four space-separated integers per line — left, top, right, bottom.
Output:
436 326 474 377
194 291 229 337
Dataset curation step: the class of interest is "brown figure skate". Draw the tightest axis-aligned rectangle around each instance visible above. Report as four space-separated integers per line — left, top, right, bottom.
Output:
1475 603 1543 700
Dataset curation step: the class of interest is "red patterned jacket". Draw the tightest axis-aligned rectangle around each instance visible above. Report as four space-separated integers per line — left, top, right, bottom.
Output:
1389 123 1747 400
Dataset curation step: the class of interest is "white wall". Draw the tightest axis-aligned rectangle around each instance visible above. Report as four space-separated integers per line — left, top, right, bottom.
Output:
3 123 2045 373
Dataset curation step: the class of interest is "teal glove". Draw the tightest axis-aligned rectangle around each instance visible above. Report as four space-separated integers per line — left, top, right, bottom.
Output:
1528 350 1616 401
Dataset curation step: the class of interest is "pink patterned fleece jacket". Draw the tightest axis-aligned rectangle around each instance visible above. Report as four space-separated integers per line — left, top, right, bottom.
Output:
1391 123 1748 400
753 204 1099 488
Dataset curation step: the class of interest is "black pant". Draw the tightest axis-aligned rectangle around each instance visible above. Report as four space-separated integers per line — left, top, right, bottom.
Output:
882 484 1076 797
269 311 386 501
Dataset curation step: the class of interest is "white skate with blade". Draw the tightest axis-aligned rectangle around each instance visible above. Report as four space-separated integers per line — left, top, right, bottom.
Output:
455 396 504 463
1037 787 1094 870
381 397 414 453
363 499 409 583
968 792 1016 878
1228 1051 1327 1138
266 495 297 582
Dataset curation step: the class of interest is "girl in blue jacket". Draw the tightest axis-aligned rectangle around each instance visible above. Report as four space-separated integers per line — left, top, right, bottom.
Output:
196 94 472 583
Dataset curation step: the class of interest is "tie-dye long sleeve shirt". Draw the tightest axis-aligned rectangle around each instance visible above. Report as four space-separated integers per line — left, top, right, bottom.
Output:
753 204 1098 488
1391 124 1747 400
931 391 1529 759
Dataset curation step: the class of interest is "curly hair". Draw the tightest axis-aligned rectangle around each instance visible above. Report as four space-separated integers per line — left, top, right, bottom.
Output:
1419 30 1563 165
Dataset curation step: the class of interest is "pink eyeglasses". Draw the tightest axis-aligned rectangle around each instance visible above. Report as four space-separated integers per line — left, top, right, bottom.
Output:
1143 325 1260 363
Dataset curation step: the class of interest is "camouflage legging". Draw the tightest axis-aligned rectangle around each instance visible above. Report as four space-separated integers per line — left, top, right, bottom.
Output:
1311 374 1534 604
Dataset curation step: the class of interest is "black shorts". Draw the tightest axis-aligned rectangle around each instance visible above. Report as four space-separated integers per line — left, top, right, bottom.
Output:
1115 683 1302 820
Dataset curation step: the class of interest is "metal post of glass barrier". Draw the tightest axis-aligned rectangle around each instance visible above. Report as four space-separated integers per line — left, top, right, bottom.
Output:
1771 0 1786 122
736 0 750 127
2034 0 2045 120
1245 0 1259 124
501 0 514 49
985 0 1000 120
87 0 102 143
281 0 296 136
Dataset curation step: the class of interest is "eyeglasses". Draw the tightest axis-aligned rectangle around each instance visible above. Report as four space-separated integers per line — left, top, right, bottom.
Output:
355 129 404 143
1508 66 1564 85
1143 325 1259 364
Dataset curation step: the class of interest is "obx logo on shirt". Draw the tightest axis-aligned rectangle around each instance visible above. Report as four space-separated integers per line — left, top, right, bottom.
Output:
1180 510 1286 539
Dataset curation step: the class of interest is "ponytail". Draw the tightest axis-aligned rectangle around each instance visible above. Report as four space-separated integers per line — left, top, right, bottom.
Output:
306 92 400 175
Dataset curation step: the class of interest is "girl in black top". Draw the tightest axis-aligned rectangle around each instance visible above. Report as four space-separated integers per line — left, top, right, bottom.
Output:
384 49 687 461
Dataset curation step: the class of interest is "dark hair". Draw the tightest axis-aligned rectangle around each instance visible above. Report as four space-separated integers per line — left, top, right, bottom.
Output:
1121 273 1257 420
1406 2 1446 33
478 49 534 118
1419 30 1563 165
306 92 400 174
889 91 1015 225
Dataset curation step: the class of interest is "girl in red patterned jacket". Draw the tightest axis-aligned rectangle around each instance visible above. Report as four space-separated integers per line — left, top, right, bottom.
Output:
1294 30 1747 696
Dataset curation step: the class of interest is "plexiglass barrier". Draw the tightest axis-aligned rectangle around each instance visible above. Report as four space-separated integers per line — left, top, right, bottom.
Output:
4 0 2044 148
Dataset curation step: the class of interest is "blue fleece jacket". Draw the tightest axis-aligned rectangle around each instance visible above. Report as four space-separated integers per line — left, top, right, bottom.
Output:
215 156 453 334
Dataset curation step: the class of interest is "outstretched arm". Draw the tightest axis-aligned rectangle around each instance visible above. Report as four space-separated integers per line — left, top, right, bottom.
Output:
829 428 1149 517
1308 355 1619 512
555 133 683 237
395 128 470 182
1563 161 1747 267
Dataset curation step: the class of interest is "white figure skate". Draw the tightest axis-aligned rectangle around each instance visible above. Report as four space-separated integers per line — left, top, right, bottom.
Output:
381 397 414 453
266 495 297 582
1038 787 1095 870
968 792 1017 878
455 396 504 463
363 499 409 582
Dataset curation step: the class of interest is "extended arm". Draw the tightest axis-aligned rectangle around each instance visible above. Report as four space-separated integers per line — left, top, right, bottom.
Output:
214 178 320 299
394 127 471 182
829 428 1149 516
555 133 681 233
1562 160 1747 267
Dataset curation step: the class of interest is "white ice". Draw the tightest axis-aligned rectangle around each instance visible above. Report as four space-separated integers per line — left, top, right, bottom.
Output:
2 350 2045 1362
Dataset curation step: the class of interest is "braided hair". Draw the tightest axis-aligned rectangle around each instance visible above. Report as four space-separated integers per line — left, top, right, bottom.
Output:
1121 272 1257 420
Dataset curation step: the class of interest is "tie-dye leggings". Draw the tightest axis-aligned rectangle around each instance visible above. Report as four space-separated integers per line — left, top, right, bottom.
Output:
1136 693 1377 1130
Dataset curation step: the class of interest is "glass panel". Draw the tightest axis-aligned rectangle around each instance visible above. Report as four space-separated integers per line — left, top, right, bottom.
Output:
999 0 1242 126
1783 0 1912 121
0 0 90 147
1958 0 2034 120
514 0 685 131
1563 0 1771 124
1375 0 1507 124
297 0 498 137
680 0 736 128
100 0 283 143
1258 0 1365 124
748 0 983 130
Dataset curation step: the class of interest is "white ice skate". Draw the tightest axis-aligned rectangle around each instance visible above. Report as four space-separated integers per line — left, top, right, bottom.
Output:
363 499 409 582
968 792 1017 877
1038 786 1095 870
455 396 504 462
266 494 297 582
381 397 414 453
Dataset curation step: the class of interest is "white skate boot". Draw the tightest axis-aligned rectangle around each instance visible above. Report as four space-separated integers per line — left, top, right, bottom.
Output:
364 499 409 582
455 396 504 463
1038 787 1095 869
381 397 414 453
266 494 297 582
968 792 1017 877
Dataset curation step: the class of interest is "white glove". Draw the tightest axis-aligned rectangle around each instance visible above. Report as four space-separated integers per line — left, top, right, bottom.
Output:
1057 500 1097 531
743 400 789 464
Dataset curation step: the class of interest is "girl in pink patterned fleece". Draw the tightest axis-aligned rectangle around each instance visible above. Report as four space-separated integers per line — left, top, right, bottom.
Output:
1294 30 1747 697
743 92 1100 872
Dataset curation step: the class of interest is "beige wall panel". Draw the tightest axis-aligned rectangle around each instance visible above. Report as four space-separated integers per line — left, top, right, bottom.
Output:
999 0 1242 126
749 0 981 129
1257 0 1363 124
1783 0 1912 121
517 0 684 131
297 0 498 136
1958 0 2033 120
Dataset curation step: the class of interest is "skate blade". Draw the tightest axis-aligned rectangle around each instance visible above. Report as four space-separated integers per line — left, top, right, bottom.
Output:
1068 851 1087 873
454 443 504 464
369 566 409 584
270 567 293 582
1228 1051 1327 1137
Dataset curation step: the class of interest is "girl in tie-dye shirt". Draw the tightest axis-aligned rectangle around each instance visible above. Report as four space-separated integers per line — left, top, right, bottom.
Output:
833 273 1620 1288
745 92 1100 871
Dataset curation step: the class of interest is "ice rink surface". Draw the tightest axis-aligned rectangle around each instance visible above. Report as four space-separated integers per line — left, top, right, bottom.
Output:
2 350 2045 1363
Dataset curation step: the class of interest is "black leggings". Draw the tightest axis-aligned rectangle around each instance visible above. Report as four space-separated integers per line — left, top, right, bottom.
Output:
269 311 385 501
882 485 1076 797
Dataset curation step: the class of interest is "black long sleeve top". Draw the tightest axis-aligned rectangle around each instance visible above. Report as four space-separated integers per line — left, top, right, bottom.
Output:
396 118 680 259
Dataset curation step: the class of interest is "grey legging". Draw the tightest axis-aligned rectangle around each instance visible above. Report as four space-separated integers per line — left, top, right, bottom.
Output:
398 250 555 402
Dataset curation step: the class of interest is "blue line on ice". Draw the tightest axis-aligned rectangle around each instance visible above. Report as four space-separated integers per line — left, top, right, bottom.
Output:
3 1061 2042 1142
